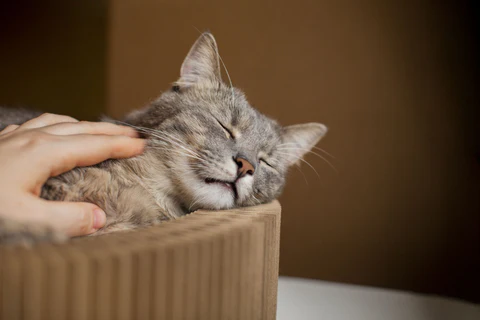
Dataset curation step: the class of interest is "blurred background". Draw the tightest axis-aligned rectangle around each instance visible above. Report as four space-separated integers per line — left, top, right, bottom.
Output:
1 0 479 303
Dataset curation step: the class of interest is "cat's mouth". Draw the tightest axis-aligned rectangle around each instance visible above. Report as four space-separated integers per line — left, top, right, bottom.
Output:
204 178 238 199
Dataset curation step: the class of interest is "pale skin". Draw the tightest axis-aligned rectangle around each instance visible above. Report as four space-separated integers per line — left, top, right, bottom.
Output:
0 113 145 237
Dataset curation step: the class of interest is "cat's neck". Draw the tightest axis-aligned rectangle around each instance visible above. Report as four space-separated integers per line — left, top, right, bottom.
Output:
118 152 186 219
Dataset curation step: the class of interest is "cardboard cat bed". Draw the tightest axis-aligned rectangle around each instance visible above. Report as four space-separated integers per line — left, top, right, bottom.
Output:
0 201 281 320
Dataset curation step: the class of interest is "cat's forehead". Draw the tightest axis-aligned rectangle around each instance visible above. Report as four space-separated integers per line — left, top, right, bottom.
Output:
189 85 280 132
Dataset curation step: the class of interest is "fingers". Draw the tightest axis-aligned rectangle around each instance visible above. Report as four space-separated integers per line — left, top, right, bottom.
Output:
47 134 146 177
40 121 139 138
0 113 79 136
20 113 78 130
3 113 138 138
3 120 145 193
41 200 107 237
0 124 20 135
1 195 107 237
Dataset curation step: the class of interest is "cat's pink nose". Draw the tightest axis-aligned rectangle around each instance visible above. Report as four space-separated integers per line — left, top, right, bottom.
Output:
235 157 255 177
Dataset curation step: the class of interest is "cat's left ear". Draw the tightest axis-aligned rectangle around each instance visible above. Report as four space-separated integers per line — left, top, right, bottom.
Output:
176 32 222 88
280 123 328 165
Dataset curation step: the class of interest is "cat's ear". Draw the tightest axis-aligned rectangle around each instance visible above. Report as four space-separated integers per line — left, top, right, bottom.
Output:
176 32 222 87
280 123 328 165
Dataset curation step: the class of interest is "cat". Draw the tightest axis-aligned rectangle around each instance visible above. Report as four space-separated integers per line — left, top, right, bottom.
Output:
0 32 327 244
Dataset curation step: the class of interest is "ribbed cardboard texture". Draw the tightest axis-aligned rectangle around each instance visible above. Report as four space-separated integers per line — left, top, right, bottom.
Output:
0 201 281 320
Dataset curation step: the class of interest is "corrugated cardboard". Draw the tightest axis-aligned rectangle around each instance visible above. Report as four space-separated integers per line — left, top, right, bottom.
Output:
0 201 281 320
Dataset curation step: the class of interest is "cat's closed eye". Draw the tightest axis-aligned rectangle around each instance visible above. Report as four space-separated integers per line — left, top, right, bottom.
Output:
216 119 235 140
260 158 274 169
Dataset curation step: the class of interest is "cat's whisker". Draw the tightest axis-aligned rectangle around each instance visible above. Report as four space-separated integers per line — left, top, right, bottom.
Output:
275 152 321 179
148 135 200 157
276 147 338 173
188 198 198 211
189 194 207 212
148 146 206 163
277 142 335 159
134 126 196 151
313 146 335 158
150 148 206 164
218 54 235 105
113 121 202 158
150 139 200 159
149 128 202 157
146 132 201 158
294 165 309 185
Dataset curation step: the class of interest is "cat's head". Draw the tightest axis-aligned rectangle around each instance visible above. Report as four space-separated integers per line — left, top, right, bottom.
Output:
125 33 327 211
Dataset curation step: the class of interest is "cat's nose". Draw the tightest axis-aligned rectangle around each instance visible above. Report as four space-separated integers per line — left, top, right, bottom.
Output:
235 157 255 177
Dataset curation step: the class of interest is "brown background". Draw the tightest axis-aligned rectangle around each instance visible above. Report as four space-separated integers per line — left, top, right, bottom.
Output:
1 1 479 302
0 0 107 120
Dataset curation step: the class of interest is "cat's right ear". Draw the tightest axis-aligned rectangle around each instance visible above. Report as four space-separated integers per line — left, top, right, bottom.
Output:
175 32 222 88
280 123 328 166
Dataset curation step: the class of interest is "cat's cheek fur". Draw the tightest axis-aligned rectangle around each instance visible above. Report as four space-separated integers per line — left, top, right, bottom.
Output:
178 161 235 211
188 179 235 210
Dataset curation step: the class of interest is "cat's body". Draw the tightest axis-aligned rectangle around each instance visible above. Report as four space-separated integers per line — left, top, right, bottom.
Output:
0 33 327 243
0 107 42 129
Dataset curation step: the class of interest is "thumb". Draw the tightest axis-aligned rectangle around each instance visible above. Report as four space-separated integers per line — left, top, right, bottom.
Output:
43 201 107 237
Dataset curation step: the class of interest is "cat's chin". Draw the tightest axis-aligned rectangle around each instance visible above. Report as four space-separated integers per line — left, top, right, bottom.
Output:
184 178 236 211
204 178 238 199
186 173 256 210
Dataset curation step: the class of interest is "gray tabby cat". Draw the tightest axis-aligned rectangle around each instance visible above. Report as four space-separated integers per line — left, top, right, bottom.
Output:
0 33 327 242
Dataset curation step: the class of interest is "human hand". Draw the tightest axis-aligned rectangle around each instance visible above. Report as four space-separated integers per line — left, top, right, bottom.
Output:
0 113 145 237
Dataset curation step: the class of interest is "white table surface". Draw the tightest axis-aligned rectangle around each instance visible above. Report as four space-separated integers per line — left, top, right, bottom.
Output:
277 276 480 320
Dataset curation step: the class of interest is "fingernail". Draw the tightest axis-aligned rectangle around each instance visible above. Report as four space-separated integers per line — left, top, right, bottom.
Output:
93 208 107 229
135 138 147 152
129 128 140 138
